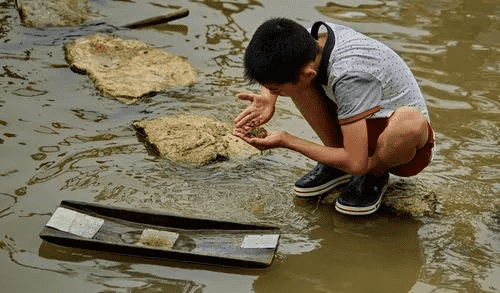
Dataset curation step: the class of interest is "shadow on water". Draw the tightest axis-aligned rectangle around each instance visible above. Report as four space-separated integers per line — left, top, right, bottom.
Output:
255 204 422 293
318 0 500 291
1 0 499 292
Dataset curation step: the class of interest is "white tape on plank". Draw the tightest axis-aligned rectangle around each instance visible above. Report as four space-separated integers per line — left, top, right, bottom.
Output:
46 207 104 239
241 234 279 249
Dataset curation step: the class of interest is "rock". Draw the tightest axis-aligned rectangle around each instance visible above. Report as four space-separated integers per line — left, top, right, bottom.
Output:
322 176 437 217
133 115 261 165
383 176 438 217
64 34 196 103
17 0 95 27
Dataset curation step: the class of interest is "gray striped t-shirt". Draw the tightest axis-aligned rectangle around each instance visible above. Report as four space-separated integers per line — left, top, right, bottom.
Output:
312 22 430 125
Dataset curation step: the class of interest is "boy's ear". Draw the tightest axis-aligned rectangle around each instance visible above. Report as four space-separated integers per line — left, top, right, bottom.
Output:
302 63 317 81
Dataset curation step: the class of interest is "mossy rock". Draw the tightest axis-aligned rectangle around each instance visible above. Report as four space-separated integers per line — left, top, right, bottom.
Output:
64 34 197 103
17 0 95 27
133 115 261 165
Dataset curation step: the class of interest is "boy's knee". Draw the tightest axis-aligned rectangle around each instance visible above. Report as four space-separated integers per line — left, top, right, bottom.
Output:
394 107 428 146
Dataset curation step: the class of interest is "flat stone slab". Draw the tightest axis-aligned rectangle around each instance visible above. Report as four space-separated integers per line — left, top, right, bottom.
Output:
133 115 261 165
17 0 95 27
64 34 197 103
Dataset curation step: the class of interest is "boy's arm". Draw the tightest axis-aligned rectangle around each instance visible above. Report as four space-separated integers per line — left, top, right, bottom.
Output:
238 118 370 176
234 87 278 131
283 118 369 175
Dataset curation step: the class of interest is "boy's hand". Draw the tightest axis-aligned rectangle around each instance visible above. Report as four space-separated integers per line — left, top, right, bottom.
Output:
233 128 284 150
234 92 276 132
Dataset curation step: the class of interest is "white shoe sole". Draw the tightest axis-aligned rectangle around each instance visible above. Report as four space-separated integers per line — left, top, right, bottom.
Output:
334 183 388 215
294 175 352 197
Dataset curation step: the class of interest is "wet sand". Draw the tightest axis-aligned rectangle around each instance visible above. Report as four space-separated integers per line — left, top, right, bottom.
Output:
1 0 499 292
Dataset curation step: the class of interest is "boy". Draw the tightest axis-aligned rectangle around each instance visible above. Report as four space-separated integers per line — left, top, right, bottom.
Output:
234 18 435 215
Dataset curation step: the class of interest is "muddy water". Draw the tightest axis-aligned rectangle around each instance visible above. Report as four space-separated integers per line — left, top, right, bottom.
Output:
0 0 499 292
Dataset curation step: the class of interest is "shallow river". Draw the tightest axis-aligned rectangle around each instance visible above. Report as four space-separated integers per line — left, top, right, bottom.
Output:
1 0 499 292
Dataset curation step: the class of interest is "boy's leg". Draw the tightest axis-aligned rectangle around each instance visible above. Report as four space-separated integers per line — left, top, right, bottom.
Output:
368 107 429 176
290 86 352 197
335 107 429 215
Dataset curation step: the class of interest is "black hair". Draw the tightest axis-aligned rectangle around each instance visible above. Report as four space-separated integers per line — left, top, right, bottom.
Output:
244 18 317 85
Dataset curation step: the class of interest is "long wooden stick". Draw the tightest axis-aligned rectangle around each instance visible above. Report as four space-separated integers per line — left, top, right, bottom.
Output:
123 8 189 29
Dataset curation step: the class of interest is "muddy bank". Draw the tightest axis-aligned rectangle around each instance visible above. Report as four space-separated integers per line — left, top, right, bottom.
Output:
64 34 197 103
133 115 261 165
17 0 95 27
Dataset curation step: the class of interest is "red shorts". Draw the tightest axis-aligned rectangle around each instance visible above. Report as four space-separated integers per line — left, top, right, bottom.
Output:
367 118 435 177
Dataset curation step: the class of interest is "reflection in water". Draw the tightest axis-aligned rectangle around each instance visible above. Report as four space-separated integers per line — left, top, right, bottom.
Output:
256 205 422 292
40 241 205 292
36 241 260 292
193 0 262 84
0 0 499 292
0 193 17 218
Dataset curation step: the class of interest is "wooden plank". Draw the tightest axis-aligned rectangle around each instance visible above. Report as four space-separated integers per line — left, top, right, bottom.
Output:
40 200 280 267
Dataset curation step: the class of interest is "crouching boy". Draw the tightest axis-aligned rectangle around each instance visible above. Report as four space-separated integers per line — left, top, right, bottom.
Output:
234 18 435 215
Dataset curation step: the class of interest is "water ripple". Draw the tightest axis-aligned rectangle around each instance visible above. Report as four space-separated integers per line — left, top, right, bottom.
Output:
27 144 140 186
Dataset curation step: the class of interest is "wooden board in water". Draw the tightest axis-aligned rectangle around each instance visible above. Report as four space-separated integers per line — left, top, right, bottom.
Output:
39 200 280 267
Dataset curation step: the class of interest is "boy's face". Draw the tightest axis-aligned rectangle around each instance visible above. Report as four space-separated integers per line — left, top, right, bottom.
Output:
263 82 296 97
262 64 316 97
263 78 309 97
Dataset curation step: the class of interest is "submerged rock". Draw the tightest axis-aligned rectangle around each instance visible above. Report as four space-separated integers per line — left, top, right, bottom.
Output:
64 34 196 103
17 0 95 27
383 176 438 217
133 115 261 165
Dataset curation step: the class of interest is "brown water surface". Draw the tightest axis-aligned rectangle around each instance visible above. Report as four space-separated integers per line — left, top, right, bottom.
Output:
1 0 499 292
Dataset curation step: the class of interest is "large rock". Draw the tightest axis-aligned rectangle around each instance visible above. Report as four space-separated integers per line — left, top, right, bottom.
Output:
64 34 196 103
17 0 95 27
133 115 261 165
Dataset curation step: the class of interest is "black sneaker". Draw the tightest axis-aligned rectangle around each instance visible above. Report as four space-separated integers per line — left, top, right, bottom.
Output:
335 173 389 215
294 163 352 197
